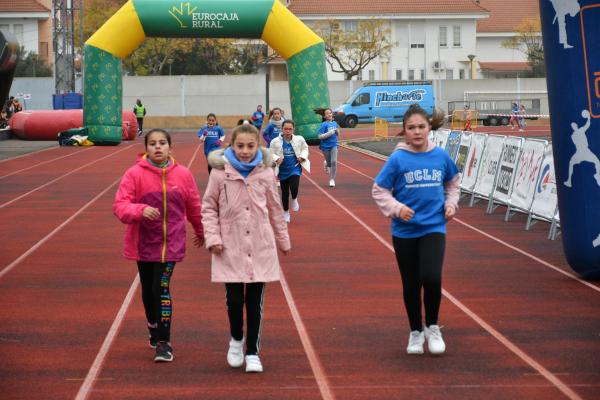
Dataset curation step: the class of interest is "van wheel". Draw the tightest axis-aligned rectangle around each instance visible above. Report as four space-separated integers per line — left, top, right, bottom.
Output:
482 119 490 126
489 117 498 126
500 117 509 126
345 116 358 128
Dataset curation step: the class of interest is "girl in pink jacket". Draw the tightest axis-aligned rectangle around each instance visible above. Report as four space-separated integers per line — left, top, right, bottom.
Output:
113 129 204 363
202 124 291 373
372 105 460 357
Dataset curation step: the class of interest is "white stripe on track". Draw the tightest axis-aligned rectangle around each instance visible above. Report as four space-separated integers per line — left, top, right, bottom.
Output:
333 150 600 293
279 271 336 400
0 145 56 163
0 177 121 280
303 172 583 400
74 142 202 400
0 147 94 180
0 144 132 209
74 276 140 400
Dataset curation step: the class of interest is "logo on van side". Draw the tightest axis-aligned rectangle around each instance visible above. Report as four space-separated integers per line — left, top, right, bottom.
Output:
375 90 427 107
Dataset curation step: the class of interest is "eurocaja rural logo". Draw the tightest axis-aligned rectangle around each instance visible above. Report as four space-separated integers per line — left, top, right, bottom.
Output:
169 1 240 29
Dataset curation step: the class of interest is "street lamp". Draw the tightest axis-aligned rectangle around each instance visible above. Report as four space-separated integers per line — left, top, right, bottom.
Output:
467 54 475 79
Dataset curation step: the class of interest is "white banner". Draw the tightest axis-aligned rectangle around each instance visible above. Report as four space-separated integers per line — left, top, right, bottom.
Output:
493 136 524 203
445 131 462 161
473 135 505 197
509 139 548 211
460 133 486 191
530 146 558 220
434 129 449 149
455 132 472 174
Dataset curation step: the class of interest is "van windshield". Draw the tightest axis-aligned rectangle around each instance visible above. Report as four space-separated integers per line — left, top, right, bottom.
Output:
343 88 361 104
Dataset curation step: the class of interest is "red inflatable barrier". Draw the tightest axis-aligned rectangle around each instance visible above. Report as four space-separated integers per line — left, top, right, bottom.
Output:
9 110 138 141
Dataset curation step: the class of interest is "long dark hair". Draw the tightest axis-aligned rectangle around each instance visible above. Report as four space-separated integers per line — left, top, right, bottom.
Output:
401 104 445 133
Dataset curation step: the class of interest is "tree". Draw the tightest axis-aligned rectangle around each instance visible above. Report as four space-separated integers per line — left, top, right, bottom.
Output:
14 47 52 77
313 18 393 80
502 17 545 77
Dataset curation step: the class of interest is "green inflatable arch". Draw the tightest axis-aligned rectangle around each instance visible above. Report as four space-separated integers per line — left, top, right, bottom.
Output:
84 0 330 144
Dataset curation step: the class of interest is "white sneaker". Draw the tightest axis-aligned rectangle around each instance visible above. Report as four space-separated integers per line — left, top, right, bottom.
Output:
284 211 291 223
291 198 300 212
424 325 446 355
407 330 425 354
227 337 245 368
329 179 335 188
245 355 263 373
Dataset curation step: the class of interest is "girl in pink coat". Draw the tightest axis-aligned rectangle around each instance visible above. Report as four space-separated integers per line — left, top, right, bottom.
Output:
113 129 204 363
202 124 291 373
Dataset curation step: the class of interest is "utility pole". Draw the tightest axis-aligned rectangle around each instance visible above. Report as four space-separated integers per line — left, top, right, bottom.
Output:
53 0 76 93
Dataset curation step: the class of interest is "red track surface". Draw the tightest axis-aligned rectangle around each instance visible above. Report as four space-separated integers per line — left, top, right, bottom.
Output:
1 131 598 400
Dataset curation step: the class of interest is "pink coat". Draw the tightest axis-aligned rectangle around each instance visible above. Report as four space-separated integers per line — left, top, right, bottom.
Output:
113 154 204 262
202 148 291 283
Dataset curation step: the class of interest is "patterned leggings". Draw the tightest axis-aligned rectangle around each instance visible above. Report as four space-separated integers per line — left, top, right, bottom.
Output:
137 261 176 342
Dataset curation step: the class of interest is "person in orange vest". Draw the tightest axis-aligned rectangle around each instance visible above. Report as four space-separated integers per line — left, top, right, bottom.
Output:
134 99 147 136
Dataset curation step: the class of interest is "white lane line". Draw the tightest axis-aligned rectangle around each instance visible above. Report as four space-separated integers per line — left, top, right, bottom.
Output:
333 149 600 293
303 172 583 400
0 177 121 280
74 275 140 400
0 144 132 209
279 271 336 400
0 145 56 163
74 142 202 400
0 147 94 180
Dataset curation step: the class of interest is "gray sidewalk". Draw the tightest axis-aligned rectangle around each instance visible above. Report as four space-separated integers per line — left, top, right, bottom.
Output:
0 132 56 161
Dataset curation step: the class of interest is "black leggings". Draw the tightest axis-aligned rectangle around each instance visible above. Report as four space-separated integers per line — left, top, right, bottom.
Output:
137 261 176 342
136 117 144 131
280 175 300 211
225 282 266 355
392 233 445 332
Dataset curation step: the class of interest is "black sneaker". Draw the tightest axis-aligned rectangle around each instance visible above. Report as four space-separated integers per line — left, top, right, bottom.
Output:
148 327 159 349
154 341 173 362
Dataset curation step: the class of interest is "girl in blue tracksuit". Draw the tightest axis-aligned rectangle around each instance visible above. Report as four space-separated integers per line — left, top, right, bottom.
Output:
262 107 285 147
318 108 340 188
198 113 226 174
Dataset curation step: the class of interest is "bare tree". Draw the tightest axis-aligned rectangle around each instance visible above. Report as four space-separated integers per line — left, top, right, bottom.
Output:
314 18 393 80
502 17 545 77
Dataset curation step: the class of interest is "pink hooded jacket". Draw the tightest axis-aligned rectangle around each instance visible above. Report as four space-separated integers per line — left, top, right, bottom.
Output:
202 148 291 283
372 140 460 218
113 154 204 262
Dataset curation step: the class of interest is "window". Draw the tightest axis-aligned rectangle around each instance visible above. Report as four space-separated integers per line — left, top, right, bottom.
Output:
343 20 357 32
13 24 24 45
446 69 454 80
453 26 461 47
420 69 425 79
368 70 375 80
439 26 447 47
395 69 402 80
0 24 9 32
352 93 370 106
410 43 425 49
408 69 415 80
459 69 466 79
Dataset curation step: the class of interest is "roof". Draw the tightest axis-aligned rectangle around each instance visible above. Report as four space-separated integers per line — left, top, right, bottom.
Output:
476 0 540 32
288 0 489 15
0 0 50 13
478 61 532 71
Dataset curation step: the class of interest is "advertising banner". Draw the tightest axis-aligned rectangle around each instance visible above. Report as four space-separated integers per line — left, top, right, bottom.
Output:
510 139 548 211
460 133 486 191
455 132 473 174
493 136 524 204
445 131 462 161
530 146 558 220
473 135 505 197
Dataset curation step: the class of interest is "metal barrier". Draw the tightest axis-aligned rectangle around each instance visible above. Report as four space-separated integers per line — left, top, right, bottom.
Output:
451 109 479 131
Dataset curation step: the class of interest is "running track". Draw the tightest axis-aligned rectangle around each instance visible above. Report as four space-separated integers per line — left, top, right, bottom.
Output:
1 131 598 400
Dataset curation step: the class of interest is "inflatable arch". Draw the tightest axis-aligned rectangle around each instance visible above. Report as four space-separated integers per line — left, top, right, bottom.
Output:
84 0 330 144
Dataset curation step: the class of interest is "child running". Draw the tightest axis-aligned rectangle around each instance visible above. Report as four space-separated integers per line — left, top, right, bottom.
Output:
113 129 205 363
269 119 310 223
262 107 285 147
202 124 291 373
372 105 460 356
198 113 226 174
318 108 340 187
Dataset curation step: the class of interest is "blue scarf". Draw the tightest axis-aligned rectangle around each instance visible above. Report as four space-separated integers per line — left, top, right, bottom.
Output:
224 147 263 178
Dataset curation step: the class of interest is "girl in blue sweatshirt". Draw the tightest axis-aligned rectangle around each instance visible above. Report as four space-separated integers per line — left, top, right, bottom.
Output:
198 113 226 174
317 108 340 187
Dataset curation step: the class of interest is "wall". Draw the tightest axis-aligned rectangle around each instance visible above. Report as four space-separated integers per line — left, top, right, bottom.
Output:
10 75 549 124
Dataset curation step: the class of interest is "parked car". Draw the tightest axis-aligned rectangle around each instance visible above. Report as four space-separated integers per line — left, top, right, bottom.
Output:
333 81 435 128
